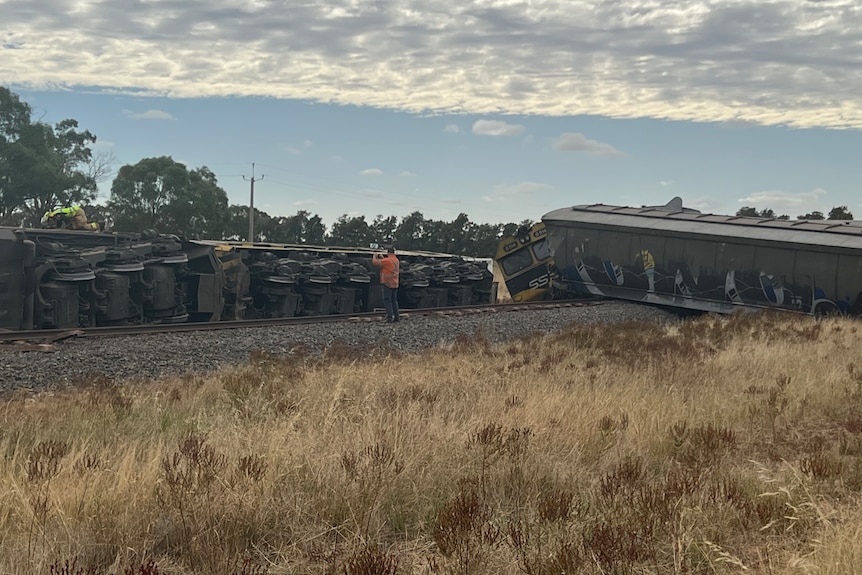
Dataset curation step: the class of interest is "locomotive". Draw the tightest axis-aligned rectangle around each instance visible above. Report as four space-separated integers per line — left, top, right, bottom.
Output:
0 227 494 332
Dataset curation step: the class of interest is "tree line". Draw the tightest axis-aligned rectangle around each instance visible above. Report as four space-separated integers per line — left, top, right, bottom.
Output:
735 206 853 220
1 87 526 257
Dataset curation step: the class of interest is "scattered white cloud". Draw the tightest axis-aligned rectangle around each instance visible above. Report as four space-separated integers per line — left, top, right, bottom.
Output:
482 182 551 202
123 109 174 120
660 180 674 187
737 188 827 216
444 124 461 134
293 199 317 207
473 120 525 137
288 139 313 154
363 189 386 199
360 168 383 176
4 0 862 128
93 140 115 149
553 133 623 156
399 170 416 177
686 197 725 213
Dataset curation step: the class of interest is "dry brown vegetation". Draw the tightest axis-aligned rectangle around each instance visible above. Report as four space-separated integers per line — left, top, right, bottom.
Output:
4 312 862 573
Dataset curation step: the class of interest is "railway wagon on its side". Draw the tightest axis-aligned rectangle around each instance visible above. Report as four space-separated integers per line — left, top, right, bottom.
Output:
542 197 862 315
0 227 494 332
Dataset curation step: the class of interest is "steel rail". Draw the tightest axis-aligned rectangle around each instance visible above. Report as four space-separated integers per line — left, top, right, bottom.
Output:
0 300 601 343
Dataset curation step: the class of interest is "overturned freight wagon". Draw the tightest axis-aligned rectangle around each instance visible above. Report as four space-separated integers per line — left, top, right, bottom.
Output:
542 197 862 315
0 228 494 332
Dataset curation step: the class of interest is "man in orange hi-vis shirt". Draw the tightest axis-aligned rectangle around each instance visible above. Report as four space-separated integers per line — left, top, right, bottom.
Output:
372 246 400 323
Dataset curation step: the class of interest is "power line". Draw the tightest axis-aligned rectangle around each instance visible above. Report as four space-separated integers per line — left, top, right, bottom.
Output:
243 163 264 242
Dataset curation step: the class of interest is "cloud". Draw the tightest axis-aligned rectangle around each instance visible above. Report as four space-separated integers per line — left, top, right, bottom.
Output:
287 140 313 154
482 182 551 202
293 199 317 207
553 133 623 156
123 109 175 120
686 197 725 213
472 120 525 137
4 0 862 128
360 168 383 176
660 180 673 187
737 188 827 215
444 124 461 134
399 170 416 177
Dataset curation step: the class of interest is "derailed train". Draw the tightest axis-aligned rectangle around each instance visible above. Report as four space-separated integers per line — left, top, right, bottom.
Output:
0 227 494 331
538 197 862 315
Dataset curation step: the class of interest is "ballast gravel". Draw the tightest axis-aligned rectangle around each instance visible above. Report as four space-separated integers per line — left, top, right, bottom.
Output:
0 302 677 392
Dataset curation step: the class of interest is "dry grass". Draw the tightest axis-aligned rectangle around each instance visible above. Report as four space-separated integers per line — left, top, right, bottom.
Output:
3 312 862 573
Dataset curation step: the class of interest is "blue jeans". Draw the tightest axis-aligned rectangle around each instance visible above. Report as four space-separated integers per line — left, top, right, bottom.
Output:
383 286 399 322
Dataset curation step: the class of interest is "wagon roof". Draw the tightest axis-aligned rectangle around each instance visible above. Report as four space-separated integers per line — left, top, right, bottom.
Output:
542 202 862 251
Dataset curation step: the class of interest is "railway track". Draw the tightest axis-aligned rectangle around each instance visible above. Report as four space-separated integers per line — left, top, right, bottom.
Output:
0 299 602 344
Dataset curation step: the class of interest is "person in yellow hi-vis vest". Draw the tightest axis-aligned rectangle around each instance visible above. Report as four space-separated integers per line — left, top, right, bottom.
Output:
41 205 100 231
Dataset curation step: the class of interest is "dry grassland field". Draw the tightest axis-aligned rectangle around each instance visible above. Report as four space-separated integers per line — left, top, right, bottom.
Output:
4 311 862 574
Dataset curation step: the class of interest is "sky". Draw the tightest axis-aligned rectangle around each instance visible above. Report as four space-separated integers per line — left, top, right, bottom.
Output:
3 0 862 228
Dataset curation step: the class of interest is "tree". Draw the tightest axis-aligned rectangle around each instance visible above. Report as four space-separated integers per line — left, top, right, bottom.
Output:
472 223 506 258
371 214 398 246
327 215 372 247
165 166 229 238
264 210 327 244
224 204 267 240
736 207 787 219
0 87 32 223
797 211 825 220
439 213 473 254
0 87 100 226
108 157 228 237
393 211 426 251
828 206 853 220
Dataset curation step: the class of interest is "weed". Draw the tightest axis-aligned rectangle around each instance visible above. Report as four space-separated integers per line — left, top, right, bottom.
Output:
27 439 69 482
800 451 843 480
341 545 399 575
47 558 161 575
341 441 403 485
536 487 575 523
433 483 501 574
234 454 268 483
83 374 132 414
505 395 522 409
598 455 644 506
73 453 101 475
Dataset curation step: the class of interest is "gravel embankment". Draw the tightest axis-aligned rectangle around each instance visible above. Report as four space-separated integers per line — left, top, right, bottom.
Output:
0 302 677 392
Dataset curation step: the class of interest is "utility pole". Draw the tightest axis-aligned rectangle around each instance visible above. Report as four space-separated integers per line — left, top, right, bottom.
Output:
243 163 264 242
